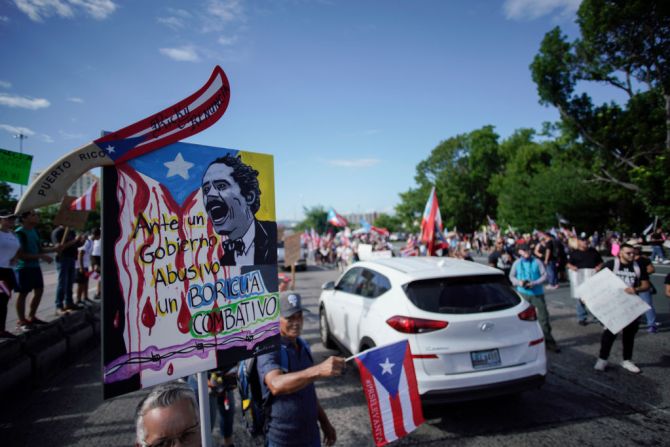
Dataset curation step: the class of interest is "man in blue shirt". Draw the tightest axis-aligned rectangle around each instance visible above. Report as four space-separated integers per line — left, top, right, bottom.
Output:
509 244 560 353
257 291 345 447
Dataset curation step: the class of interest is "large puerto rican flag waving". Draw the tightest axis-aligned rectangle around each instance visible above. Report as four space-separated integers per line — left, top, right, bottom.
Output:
420 186 443 255
327 207 348 227
354 340 424 446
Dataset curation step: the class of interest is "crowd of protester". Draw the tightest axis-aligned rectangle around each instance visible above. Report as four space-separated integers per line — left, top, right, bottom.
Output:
0 208 101 339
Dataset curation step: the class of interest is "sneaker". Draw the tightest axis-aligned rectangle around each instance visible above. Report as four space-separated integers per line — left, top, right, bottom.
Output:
578 320 588 326
647 326 658 334
56 308 70 316
65 304 84 311
594 358 608 371
620 360 641 374
0 330 18 339
16 320 35 332
663 260 670 265
28 317 49 326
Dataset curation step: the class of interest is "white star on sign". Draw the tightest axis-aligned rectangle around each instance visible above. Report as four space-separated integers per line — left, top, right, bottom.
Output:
164 152 194 180
379 358 395 375
105 145 115 154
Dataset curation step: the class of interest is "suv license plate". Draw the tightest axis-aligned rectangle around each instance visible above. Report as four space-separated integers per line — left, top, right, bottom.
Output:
470 349 501 369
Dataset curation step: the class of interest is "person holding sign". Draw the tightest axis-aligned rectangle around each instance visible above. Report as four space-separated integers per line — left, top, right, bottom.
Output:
567 234 603 325
594 243 650 374
134 381 201 447
257 291 345 447
201 155 277 267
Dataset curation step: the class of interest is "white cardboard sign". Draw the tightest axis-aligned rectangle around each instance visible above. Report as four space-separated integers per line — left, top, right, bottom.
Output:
576 268 650 334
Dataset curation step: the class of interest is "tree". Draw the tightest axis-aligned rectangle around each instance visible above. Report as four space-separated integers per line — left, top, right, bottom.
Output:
493 129 645 233
530 0 670 219
295 206 328 234
0 181 16 211
373 213 401 233
396 126 504 232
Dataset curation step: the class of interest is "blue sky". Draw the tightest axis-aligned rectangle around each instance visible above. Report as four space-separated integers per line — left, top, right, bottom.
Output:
0 0 587 221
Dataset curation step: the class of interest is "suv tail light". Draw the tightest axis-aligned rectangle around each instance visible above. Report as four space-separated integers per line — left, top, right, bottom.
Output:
518 305 537 321
386 315 448 334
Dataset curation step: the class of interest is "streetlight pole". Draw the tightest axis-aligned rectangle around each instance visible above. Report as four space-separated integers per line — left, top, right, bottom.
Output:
13 133 27 198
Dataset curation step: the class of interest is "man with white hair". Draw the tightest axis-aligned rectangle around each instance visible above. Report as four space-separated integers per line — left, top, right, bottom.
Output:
135 381 201 447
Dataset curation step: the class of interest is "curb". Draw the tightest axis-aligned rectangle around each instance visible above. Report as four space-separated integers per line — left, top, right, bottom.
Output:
0 303 100 399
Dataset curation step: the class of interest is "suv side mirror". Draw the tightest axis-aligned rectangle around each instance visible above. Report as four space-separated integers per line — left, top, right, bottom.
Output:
322 281 335 290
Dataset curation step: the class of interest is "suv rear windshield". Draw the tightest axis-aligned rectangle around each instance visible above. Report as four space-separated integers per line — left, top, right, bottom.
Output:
403 275 521 314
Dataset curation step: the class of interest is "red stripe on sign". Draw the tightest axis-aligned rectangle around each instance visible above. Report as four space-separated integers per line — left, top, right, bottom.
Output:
355 359 388 447
389 393 408 439
96 66 231 163
403 344 425 427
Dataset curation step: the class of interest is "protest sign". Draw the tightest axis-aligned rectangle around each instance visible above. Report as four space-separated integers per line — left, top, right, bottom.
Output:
284 233 301 267
53 196 88 230
358 243 393 261
102 141 279 399
15 65 230 214
0 148 32 185
576 268 650 334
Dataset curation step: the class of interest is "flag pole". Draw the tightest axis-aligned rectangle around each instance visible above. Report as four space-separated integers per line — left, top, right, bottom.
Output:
196 371 213 447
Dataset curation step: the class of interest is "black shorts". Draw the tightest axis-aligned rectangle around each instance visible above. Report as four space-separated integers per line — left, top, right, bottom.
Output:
0 267 16 295
75 267 89 284
16 267 44 294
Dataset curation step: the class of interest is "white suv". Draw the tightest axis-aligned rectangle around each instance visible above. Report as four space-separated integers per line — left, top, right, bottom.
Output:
318 257 546 403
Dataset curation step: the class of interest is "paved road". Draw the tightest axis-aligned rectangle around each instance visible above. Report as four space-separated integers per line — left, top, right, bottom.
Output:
2 261 669 446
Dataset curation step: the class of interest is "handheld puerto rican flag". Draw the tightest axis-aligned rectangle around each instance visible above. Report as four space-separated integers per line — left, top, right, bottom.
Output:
354 340 424 446
420 187 443 255
327 208 348 227
69 180 98 211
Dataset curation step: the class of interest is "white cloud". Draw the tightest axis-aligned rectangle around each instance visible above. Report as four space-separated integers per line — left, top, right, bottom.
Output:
0 80 11 89
327 158 381 168
69 0 116 20
503 0 581 21
67 96 84 103
0 93 50 109
40 134 54 143
59 130 85 139
0 15 9 22
207 0 244 23
13 0 117 22
157 16 185 30
0 124 35 137
159 46 200 62
218 35 238 46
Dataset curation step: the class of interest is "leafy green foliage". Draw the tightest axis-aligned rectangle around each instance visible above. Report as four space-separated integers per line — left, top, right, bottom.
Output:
373 213 402 233
529 0 670 219
295 206 328 234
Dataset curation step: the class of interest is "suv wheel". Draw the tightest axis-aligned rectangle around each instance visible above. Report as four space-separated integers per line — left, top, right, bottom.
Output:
319 307 336 349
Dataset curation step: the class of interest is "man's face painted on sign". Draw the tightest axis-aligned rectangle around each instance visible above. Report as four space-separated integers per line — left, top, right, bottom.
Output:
202 162 255 240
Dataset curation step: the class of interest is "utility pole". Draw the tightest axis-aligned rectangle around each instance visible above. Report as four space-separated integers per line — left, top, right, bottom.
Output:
13 133 27 198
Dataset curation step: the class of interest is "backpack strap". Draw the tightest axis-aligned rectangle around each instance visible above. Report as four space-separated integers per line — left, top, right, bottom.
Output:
613 257 620 273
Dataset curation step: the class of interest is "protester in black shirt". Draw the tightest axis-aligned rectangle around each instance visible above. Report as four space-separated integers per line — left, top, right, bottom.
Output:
594 244 650 374
567 236 603 325
488 238 513 282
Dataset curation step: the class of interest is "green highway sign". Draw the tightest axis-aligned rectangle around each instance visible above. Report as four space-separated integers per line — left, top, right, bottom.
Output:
0 148 33 185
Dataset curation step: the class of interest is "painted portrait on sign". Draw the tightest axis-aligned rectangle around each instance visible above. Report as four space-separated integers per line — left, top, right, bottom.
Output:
102 142 279 399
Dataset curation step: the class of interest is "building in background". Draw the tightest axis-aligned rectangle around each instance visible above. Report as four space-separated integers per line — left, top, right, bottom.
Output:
344 211 380 226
